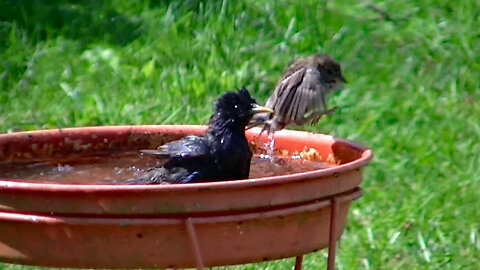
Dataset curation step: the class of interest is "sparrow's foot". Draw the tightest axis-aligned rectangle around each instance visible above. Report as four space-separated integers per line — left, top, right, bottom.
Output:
303 107 338 126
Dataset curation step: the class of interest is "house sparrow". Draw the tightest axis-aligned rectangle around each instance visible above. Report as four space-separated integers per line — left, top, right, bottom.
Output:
250 54 346 133
120 87 273 184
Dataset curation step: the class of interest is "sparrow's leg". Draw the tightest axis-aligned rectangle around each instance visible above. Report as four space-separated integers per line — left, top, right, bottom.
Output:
294 107 337 126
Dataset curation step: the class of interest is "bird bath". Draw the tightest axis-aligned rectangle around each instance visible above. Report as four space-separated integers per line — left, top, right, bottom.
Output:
0 125 372 269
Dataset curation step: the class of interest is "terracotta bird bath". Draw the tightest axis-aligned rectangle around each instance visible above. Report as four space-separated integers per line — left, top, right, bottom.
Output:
0 125 372 269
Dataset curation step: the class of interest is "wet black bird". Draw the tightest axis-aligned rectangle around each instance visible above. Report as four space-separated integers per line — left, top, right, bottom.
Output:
123 87 273 184
250 54 346 133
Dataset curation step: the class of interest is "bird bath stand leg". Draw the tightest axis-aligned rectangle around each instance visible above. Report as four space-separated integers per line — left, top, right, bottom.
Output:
327 197 340 270
294 196 340 270
294 255 303 270
185 218 205 270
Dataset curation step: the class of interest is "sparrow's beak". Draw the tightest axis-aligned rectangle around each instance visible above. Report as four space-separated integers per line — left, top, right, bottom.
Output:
251 104 274 114
338 75 347 83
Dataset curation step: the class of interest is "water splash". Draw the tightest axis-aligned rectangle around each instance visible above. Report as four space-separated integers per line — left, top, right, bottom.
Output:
265 132 275 162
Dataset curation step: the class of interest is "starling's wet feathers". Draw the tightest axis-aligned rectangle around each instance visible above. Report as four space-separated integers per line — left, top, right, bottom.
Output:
123 87 273 184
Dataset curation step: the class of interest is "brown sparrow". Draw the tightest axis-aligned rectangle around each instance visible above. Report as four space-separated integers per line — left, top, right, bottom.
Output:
250 54 346 133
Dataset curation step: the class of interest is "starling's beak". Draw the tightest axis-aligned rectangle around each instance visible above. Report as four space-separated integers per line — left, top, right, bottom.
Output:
250 104 274 114
338 75 347 83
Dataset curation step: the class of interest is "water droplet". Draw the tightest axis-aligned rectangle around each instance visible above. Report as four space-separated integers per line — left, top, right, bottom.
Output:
53 164 73 173
114 167 124 175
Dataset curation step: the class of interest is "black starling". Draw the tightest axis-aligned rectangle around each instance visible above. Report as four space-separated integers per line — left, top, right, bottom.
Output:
123 87 273 184
250 54 346 133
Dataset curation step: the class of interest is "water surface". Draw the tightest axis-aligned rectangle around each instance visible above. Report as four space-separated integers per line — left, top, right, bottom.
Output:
0 153 333 184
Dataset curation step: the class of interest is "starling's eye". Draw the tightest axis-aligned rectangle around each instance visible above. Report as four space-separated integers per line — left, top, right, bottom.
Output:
234 105 238 109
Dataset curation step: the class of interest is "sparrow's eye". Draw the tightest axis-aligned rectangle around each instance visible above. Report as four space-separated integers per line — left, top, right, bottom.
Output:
334 66 341 74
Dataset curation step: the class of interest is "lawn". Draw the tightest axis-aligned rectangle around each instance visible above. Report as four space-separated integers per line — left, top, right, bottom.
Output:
1 0 479 269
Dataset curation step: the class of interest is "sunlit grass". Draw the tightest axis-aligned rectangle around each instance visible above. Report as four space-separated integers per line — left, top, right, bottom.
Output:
1 0 479 269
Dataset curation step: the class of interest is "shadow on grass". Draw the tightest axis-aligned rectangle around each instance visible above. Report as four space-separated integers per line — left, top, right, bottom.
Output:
0 0 143 46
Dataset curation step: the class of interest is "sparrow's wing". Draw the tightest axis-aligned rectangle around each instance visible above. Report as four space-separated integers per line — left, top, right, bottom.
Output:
265 67 305 109
140 135 210 159
267 67 327 123
302 68 330 114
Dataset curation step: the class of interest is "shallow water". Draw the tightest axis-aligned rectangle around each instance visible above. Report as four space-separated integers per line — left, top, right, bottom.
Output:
0 153 333 184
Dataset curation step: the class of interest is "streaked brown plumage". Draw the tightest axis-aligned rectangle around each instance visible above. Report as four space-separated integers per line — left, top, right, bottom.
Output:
250 54 346 133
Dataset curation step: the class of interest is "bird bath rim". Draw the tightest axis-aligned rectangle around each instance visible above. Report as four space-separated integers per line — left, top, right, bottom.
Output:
0 125 372 216
0 125 372 191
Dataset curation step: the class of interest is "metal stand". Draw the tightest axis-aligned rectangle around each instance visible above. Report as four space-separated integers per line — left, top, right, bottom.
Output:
184 196 342 270
327 197 340 270
294 255 304 270
185 218 204 270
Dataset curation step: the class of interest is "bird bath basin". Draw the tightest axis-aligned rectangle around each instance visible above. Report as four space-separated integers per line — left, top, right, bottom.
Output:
0 125 372 269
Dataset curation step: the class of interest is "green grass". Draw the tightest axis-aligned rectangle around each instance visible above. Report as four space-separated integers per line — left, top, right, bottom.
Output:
1 0 480 269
